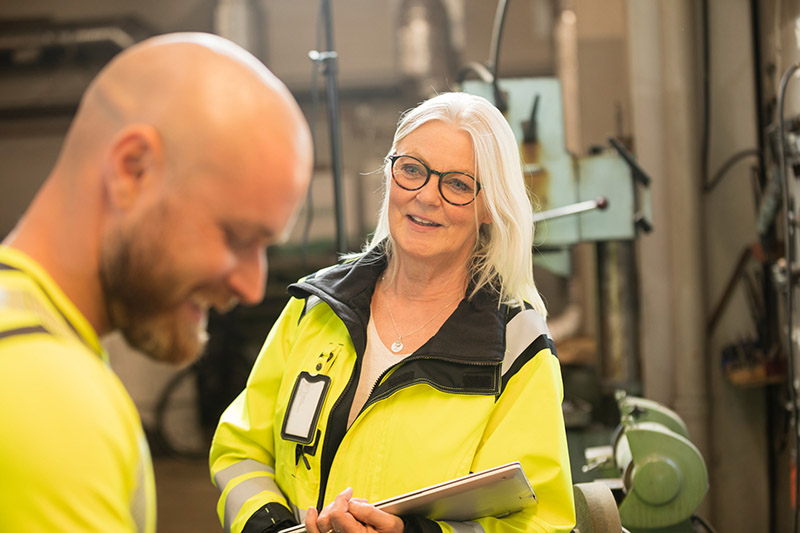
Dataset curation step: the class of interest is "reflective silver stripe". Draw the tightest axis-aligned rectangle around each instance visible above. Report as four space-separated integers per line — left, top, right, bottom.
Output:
131 434 154 533
293 503 306 524
305 295 322 315
223 475 283 533
299 295 323 323
214 458 275 490
444 520 485 533
131 457 146 533
503 309 551 376
0 285 81 344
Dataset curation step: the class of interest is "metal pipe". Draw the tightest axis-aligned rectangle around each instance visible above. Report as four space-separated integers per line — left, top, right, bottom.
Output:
777 61 800 533
321 0 348 254
0 26 137 52
215 0 260 52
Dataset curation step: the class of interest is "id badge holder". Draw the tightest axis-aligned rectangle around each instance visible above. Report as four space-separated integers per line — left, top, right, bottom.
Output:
281 372 332 445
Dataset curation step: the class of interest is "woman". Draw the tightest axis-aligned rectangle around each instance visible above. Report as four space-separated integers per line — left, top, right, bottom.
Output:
209 92 575 533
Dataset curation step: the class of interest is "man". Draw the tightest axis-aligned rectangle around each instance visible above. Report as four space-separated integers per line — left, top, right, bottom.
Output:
0 32 312 532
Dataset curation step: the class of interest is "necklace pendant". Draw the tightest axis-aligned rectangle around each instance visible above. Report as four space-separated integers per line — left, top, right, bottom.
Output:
391 340 403 353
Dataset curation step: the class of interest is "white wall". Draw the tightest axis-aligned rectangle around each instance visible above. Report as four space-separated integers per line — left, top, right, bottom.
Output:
0 0 560 438
628 0 771 530
704 1 772 530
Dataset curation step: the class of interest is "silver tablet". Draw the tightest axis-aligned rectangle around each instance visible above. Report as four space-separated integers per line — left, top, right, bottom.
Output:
280 461 536 532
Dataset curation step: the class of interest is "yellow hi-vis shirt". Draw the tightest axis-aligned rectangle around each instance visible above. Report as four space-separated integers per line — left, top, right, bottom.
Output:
0 246 156 532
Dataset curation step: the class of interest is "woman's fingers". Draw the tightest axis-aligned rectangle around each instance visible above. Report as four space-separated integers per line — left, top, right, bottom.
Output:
305 507 321 533
328 487 354 532
317 487 358 533
347 500 404 533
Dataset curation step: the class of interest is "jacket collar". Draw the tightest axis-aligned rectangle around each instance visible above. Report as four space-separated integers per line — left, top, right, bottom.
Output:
0 245 105 358
288 244 506 365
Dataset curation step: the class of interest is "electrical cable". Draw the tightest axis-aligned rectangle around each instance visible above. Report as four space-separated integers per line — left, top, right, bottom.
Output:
749 0 767 190
702 148 761 193
690 514 719 533
153 363 208 460
777 61 800 533
487 0 510 112
456 61 495 84
747 2 778 525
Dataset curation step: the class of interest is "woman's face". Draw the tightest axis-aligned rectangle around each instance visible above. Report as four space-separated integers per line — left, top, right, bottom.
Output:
388 120 491 269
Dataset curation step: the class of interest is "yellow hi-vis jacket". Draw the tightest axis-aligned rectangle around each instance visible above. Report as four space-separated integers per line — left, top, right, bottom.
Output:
0 246 156 533
210 249 575 533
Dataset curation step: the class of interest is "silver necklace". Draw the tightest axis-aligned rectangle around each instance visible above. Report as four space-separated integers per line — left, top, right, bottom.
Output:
385 295 458 353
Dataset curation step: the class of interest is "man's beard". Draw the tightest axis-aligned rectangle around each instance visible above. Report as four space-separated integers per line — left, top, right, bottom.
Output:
99 223 210 366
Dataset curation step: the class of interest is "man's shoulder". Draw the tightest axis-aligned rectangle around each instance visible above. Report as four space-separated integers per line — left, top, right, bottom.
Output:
0 332 150 533
0 256 95 349
0 294 90 363
0 331 132 418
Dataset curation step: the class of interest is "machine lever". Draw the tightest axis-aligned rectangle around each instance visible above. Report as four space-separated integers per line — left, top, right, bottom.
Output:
609 137 651 186
533 196 608 224
523 93 540 144
581 456 613 474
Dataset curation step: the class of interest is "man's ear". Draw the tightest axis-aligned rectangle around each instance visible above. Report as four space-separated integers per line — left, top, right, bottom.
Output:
105 124 163 210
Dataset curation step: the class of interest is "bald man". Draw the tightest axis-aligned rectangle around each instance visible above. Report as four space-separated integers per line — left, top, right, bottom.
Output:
0 33 312 532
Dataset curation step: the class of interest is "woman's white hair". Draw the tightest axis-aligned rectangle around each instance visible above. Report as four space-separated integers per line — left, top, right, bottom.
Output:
361 91 545 315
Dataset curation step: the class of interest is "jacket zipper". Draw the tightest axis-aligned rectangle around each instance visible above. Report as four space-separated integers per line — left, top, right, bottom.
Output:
315 359 359 511
356 354 498 421
316 352 499 509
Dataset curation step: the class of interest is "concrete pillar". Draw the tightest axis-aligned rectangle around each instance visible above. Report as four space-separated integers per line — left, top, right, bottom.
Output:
626 0 711 497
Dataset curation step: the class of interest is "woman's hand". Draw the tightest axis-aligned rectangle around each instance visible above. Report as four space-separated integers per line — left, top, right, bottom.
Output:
304 488 403 533
347 499 404 533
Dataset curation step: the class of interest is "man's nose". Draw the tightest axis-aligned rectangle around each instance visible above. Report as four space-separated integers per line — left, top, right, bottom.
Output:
226 251 267 306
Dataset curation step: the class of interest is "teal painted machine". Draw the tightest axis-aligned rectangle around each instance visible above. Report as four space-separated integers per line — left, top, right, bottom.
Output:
462 77 651 275
463 77 651 398
461 79 712 531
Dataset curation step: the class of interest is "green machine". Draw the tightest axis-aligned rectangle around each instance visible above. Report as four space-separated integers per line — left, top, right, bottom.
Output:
462 77 651 404
461 77 652 275
461 79 708 531
583 391 709 532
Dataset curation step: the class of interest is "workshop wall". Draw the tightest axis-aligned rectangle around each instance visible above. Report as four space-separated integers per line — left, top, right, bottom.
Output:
0 1 787 531
0 0 562 457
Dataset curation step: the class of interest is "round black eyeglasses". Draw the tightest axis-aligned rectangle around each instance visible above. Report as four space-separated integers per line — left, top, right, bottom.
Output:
389 154 482 206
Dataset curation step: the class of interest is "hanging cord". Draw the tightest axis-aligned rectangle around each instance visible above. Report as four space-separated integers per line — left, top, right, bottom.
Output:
703 148 761 193
778 61 800 533
486 0 510 112
691 514 720 533
696 0 761 196
456 0 511 113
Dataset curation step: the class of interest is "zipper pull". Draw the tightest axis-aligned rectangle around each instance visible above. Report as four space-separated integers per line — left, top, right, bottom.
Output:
295 445 311 470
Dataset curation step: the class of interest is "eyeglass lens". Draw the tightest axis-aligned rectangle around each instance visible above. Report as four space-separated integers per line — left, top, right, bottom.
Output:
392 156 478 205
